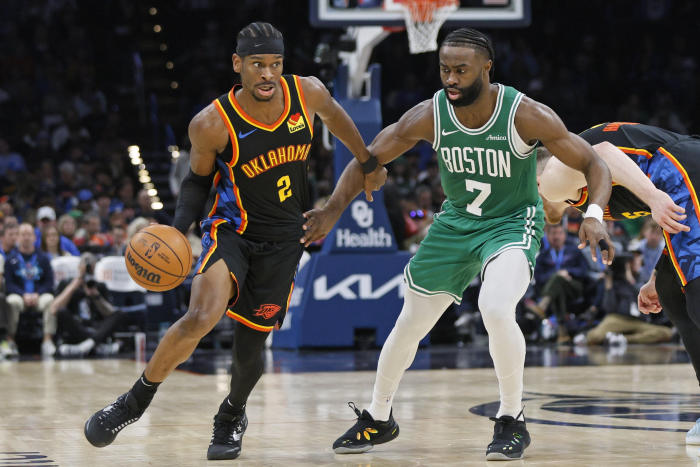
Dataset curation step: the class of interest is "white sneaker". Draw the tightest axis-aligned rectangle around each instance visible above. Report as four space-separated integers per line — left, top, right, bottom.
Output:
605 332 627 346
96 341 120 356
687 418 700 444
59 338 95 357
0 340 19 357
573 333 587 346
41 340 56 357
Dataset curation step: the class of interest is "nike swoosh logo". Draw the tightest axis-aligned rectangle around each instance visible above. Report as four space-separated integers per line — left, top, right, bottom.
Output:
238 129 257 139
441 129 459 136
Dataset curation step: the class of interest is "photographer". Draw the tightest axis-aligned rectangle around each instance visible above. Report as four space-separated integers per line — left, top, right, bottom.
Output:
581 252 672 346
52 253 123 357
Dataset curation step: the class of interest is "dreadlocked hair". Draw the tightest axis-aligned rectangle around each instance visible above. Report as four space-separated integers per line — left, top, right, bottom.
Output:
237 22 283 42
442 28 495 77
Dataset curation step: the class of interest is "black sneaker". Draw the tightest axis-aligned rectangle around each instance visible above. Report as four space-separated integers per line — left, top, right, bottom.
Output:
84 392 143 447
206 412 248 460
332 402 399 454
485 411 530 460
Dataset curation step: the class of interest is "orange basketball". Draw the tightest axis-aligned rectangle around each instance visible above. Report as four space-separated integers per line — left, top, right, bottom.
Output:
125 224 192 291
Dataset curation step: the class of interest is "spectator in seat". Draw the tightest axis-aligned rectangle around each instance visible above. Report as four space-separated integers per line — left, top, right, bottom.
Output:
528 222 590 343
57 214 78 244
0 222 18 260
41 225 72 259
5 223 55 356
135 189 172 226
36 206 79 256
53 253 123 357
576 252 672 346
74 213 111 252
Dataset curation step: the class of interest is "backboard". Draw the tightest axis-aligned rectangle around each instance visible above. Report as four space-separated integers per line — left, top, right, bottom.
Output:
309 0 531 28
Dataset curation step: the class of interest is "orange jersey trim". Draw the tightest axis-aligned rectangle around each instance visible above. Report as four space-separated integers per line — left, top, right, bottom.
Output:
659 147 700 225
285 282 295 311
570 187 589 207
619 146 653 159
228 78 291 132
213 100 240 166
229 272 240 308
662 230 687 286
197 219 226 273
226 310 274 332
293 75 313 138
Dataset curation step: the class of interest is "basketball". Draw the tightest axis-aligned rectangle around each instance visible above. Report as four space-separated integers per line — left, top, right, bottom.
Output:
125 224 192 291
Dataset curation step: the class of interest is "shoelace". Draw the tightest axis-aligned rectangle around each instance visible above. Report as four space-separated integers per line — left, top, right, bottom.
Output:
97 395 129 426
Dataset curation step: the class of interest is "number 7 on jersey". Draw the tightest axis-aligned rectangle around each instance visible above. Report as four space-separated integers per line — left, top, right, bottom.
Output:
465 179 491 216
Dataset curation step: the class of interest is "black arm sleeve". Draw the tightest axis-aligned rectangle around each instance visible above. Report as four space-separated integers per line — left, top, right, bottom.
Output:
172 168 215 234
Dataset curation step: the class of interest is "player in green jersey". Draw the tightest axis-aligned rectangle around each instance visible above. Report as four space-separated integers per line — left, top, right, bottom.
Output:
302 28 614 460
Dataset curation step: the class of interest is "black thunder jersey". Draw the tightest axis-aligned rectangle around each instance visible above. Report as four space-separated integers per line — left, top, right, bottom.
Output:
209 75 313 242
569 122 687 221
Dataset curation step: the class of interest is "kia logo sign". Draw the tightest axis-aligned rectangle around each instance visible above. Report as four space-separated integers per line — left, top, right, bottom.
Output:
313 274 404 300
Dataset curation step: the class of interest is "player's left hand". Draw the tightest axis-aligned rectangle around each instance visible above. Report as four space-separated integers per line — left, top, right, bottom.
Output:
362 166 388 202
300 207 342 247
648 188 690 234
578 217 615 265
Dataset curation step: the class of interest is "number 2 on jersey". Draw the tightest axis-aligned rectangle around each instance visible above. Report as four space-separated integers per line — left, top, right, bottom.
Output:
465 179 491 216
277 175 292 202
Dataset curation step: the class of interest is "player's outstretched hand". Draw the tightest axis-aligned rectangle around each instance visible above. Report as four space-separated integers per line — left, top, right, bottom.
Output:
648 188 690 234
578 218 615 265
363 166 388 202
300 207 342 247
638 280 662 314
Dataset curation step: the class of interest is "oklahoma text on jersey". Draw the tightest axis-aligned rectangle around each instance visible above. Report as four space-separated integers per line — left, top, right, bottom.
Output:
240 143 311 179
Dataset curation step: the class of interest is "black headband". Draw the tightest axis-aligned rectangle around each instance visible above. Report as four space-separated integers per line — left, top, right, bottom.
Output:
236 36 284 57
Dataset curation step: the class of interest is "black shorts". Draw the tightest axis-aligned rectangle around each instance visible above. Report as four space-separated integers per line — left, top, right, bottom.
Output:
194 220 304 332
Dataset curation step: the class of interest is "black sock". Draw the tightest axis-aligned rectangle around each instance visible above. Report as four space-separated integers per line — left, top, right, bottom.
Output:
218 397 245 417
130 372 161 411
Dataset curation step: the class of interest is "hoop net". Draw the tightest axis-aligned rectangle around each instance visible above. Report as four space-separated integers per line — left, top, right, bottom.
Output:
393 0 458 54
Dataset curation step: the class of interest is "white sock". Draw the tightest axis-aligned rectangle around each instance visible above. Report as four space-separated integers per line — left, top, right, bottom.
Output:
368 289 453 421
478 249 530 419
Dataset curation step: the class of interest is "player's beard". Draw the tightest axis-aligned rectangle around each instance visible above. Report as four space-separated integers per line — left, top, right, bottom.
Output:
444 75 483 107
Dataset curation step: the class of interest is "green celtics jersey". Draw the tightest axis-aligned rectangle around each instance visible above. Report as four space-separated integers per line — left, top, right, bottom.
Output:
431 84 539 219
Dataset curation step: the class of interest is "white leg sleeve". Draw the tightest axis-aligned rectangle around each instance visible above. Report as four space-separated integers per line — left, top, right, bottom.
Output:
368 289 453 421
478 249 531 419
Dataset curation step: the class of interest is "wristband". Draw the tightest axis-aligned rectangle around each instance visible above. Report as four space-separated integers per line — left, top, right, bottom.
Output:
583 203 604 224
360 154 379 174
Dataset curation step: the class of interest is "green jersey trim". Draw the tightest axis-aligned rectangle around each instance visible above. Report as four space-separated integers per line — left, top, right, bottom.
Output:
431 91 442 151
480 205 538 280
446 84 504 135
404 264 462 303
507 92 537 159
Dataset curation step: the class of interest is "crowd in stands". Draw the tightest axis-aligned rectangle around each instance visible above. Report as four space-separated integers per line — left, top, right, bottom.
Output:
0 1 695 357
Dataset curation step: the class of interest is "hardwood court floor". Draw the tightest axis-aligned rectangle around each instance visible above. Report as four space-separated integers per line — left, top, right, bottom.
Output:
1 358 699 466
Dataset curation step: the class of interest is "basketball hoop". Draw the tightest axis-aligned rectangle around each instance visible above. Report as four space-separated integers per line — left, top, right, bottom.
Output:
387 0 459 54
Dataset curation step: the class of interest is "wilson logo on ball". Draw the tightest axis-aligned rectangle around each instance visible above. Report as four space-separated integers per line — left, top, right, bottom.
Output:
127 250 162 284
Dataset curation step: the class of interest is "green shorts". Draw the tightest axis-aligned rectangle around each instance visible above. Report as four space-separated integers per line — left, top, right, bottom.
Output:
404 203 544 304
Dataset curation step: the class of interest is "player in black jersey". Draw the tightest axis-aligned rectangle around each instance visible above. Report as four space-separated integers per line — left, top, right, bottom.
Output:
537 122 700 443
84 22 387 460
